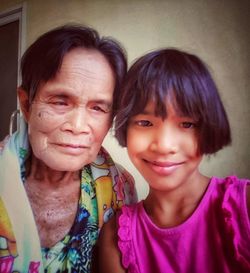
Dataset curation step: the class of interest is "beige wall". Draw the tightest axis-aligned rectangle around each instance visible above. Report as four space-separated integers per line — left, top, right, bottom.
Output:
1 0 249 199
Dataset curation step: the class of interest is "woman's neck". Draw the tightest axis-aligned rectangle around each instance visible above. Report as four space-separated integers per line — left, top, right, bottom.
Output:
24 154 81 248
25 154 80 187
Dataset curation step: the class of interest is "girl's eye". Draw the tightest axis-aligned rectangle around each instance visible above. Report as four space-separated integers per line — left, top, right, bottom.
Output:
136 120 152 127
181 122 196 129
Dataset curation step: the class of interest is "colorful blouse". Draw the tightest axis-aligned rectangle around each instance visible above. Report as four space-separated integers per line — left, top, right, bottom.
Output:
0 118 137 273
41 149 137 273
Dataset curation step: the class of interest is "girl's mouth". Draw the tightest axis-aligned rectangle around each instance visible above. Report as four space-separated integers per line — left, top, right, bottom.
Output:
144 159 184 175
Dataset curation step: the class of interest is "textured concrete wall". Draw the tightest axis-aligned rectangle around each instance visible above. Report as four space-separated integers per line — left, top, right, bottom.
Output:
1 0 249 199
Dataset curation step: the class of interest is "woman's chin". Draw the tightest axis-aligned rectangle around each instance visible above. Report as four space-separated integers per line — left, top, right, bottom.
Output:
41 158 87 172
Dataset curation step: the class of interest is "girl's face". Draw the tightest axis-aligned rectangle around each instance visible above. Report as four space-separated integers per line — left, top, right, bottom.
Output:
126 100 203 192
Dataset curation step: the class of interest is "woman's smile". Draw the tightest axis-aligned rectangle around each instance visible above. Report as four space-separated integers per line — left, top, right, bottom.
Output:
52 142 90 155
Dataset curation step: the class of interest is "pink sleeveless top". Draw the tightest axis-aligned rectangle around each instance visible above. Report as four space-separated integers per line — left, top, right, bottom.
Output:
117 176 250 273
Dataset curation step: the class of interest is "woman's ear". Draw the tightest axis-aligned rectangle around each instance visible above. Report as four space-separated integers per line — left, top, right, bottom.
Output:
18 88 30 122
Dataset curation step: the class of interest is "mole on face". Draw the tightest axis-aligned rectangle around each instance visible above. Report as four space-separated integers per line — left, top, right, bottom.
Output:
31 106 65 133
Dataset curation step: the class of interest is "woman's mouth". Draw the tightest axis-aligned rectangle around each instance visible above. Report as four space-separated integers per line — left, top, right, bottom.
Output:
53 142 90 155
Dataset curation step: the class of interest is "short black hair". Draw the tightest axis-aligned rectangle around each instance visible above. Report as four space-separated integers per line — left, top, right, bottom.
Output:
20 24 127 117
115 48 231 155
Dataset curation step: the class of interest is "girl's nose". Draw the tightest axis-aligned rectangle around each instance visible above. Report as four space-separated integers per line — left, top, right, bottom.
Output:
149 124 178 154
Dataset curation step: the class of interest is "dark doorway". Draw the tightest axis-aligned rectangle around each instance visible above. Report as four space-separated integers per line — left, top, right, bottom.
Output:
0 20 19 139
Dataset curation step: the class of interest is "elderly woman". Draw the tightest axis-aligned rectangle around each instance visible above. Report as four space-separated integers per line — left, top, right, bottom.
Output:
0 25 136 272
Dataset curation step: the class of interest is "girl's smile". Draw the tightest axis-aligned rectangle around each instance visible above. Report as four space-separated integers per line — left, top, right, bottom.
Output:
143 159 185 176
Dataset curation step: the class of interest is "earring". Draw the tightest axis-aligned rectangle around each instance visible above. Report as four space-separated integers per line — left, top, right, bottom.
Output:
9 109 20 135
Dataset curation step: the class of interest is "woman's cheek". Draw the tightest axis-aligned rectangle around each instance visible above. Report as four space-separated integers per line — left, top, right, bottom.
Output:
27 108 59 156
29 107 64 133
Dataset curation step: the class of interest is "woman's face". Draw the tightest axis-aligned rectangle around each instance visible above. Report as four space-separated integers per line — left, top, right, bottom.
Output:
20 48 115 171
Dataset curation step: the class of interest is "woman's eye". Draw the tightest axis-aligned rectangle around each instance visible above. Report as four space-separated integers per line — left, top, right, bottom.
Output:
51 101 67 106
136 120 152 127
48 97 68 106
91 105 109 113
181 122 195 129
92 106 104 112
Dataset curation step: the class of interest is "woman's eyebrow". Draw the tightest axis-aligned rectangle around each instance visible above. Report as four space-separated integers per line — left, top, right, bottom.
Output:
43 89 112 106
42 88 73 97
91 99 113 110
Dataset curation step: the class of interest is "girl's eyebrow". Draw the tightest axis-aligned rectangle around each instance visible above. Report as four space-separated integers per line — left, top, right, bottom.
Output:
138 108 155 115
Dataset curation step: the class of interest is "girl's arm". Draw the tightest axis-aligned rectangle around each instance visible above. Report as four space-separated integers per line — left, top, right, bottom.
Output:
97 215 126 273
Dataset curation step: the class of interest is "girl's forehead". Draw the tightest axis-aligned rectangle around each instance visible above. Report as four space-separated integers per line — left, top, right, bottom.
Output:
143 100 156 112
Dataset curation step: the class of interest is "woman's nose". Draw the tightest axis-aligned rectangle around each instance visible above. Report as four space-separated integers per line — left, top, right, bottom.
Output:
62 107 91 134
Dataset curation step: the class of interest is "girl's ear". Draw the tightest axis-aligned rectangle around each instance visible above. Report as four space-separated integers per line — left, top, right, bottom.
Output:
18 88 30 122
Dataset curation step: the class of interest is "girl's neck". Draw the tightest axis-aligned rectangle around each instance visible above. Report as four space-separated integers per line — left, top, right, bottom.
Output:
143 173 210 228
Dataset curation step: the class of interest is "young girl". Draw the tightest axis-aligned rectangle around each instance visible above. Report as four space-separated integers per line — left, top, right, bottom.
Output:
97 49 250 273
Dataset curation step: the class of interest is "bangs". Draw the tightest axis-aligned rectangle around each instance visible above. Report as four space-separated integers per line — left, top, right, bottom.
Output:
129 61 204 124
115 48 231 152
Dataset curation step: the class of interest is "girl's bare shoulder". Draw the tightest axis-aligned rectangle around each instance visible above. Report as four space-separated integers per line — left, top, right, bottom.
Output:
97 212 126 273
